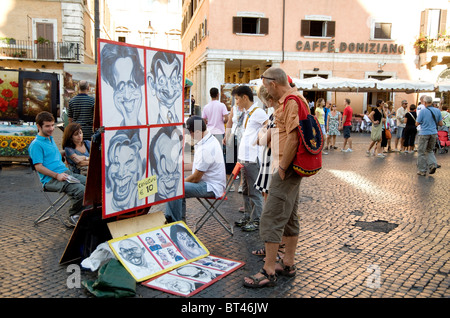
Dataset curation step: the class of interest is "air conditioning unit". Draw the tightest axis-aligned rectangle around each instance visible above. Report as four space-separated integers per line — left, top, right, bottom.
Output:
59 43 75 59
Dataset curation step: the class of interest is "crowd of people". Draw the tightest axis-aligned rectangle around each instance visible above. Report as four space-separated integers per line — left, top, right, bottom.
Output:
28 65 448 289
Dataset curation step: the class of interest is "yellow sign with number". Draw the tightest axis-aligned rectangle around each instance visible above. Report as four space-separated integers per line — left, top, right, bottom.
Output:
137 175 157 200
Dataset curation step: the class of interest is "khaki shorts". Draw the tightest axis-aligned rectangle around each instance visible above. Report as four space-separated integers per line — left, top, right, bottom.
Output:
259 167 302 243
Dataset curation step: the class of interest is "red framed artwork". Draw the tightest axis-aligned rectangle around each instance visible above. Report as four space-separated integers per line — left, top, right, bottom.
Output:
97 39 185 218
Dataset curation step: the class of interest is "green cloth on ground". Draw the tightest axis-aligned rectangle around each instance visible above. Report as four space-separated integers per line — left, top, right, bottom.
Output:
82 259 136 298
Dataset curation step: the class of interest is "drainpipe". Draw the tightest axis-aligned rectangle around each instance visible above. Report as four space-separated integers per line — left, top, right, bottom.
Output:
95 0 100 63
282 0 285 63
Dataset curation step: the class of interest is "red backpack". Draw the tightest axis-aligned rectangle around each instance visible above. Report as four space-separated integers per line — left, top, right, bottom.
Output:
283 95 323 177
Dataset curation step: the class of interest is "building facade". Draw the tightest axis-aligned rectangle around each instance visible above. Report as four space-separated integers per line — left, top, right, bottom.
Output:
182 0 449 113
108 0 182 51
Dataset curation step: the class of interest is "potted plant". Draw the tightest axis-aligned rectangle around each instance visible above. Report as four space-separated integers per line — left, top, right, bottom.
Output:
414 34 432 53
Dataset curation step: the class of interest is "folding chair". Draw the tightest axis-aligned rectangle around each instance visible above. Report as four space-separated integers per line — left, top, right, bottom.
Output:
29 158 71 227
194 162 243 235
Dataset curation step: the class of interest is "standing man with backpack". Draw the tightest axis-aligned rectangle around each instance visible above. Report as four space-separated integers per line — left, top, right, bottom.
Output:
243 67 304 288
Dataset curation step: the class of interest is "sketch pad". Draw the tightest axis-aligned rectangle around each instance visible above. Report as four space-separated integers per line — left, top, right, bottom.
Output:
108 221 209 282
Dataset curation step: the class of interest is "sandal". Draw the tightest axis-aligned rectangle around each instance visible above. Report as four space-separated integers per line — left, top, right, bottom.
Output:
243 268 277 288
275 259 296 277
252 244 286 258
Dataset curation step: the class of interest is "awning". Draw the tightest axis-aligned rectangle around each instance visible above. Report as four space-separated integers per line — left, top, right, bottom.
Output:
375 78 435 92
436 81 450 92
185 78 193 87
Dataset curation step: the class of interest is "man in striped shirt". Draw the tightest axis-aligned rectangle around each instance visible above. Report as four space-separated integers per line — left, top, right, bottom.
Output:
68 80 94 140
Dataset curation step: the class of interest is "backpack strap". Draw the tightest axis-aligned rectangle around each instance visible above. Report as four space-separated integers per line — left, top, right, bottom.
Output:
283 94 309 120
244 107 258 128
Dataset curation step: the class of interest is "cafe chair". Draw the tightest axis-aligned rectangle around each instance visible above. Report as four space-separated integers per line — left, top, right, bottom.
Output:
194 162 243 236
29 158 71 227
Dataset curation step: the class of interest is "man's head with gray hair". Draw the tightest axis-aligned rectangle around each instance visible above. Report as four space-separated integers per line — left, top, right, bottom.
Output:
261 67 289 86
423 95 433 105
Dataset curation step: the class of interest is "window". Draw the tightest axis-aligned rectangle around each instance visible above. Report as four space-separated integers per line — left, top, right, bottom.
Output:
421 9 447 39
373 23 392 39
233 16 269 35
118 36 126 43
301 20 335 37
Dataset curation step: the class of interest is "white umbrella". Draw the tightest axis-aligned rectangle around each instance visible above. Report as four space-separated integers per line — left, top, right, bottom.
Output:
315 77 378 91
375 78 435 92
436 81 450 92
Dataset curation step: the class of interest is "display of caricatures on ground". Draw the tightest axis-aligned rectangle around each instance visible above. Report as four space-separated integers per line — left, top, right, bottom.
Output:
97 39 185 218
143 255 244 297
109 222 209 282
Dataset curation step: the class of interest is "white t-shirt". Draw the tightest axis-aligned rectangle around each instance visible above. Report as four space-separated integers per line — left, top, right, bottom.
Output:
193 132 226 197
238 104 268 163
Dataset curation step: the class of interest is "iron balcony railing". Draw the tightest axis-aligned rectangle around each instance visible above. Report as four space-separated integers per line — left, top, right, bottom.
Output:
0 39 80 62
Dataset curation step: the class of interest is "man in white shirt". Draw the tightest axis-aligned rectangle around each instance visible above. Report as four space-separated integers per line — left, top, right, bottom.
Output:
395 100 408 152
233 85 268 231
165 116 226 223
202 87 229 144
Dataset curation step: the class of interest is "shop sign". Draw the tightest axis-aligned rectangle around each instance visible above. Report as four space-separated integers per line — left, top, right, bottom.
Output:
296 40 404 54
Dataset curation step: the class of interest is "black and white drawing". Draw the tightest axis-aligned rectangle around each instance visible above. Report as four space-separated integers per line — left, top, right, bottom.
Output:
104 128 147 216
148 125 184 203
146 50 183 124
112 237 160 281
100 42 146 127
169 223 208 260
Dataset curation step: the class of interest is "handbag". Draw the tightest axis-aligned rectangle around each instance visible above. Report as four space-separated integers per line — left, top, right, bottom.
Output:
371 123 382 141
385 128 392 139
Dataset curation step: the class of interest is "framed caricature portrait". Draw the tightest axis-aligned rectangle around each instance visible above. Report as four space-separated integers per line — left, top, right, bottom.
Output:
109 221 209 282
103 128 148 217
146 49 184 125
147 125 184 204
97 39 186 219
99 41 147 128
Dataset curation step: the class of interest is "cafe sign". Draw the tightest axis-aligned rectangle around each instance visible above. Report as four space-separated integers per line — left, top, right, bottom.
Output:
296 39 404 54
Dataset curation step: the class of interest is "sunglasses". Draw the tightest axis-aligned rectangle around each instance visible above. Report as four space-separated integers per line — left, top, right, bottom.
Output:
260 75 276 81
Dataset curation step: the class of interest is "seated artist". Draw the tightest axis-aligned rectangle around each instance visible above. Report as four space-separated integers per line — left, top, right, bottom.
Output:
165 116 226 223
62 122 91 176
29 111 87 226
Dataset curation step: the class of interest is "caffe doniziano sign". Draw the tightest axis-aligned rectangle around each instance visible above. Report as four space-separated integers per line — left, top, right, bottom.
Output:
296 39 404 54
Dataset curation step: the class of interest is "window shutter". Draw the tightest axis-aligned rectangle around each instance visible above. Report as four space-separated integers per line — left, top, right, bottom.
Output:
420 9 429 35
301 20 310 36
233 16 242 34
439 9 447 35
260 18 269 34
326 21 335 37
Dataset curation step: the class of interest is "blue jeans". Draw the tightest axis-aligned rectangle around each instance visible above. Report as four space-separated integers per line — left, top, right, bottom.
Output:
165 181 215 222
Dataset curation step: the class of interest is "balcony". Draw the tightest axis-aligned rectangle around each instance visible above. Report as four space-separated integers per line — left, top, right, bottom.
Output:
416 36 450 69
0 39 80 62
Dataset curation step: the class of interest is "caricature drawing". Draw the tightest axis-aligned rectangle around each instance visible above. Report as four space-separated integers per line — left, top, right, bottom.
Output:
105 129 146 214
100 43 145 127
147 50 183 124
116 238 160 280
175 265 221 282
148 126 183 202
169 224 207 260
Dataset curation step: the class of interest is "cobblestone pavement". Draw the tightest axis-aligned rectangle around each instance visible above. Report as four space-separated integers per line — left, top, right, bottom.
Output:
0 133 449 300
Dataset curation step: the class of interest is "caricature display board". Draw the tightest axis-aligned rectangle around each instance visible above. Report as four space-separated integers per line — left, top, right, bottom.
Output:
108 222 209 282
97 39 185 218
143 255 244 297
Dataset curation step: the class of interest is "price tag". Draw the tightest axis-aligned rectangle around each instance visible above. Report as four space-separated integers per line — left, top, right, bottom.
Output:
137 175 157 200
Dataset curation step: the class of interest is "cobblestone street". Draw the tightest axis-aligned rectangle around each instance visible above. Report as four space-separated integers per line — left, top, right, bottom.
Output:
0 133 449 301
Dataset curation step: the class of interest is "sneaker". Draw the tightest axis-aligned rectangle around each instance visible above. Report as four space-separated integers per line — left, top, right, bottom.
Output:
417 171 426 176
238 206 245 213
229 184 235 192
235 217 249 227
376 153 386 158
323 151 328 155
341 148 347 152
347 148 353 152
428 166 437 175
242 221 259 232
238 185 243 193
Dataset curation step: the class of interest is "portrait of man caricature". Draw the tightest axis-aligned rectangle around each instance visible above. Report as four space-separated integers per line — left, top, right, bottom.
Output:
147 51 183 124
105 129 146 213
100 43 145 127
149 126 183 202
